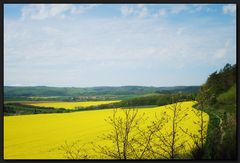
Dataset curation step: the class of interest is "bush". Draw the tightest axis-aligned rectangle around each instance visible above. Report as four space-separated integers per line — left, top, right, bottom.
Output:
217 84 236 105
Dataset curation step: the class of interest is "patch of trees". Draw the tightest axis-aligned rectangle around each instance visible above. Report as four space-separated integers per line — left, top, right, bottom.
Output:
80 93 196 110
196 63 236 159
197 63 236 106
4 103 74 116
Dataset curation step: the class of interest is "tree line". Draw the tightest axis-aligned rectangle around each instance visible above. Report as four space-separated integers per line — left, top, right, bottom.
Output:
79 93 196 110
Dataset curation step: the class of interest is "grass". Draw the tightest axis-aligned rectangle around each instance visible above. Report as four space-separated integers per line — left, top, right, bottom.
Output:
4 101 209 159
26 100 121 110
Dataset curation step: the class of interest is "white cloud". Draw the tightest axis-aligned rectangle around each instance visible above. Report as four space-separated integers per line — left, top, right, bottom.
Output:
120 6 134 16
153 8 166 17
214 40 231 59
176 27 184 35
137 4 145 8
42 26 62 34
5 17 234 68
192 4 208 10
223 4 236 15
21 4 99 20
120 4 218 19
196 5 203 11
70 4 99 14
120 5 149 18
4 5 236 87
138 7 148 18
171 4 188 14
159 9 166 16
21 4 73 20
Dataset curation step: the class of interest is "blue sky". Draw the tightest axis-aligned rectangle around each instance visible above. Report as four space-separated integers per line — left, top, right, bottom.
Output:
4 4 236 87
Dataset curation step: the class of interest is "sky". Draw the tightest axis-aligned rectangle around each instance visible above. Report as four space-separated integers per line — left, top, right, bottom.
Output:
4 4 236 87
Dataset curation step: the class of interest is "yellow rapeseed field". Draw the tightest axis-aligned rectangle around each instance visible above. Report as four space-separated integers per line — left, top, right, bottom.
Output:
4 101 209 159
27 100 120 109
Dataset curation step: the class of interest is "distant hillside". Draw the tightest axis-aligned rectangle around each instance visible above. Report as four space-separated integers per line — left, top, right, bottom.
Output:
4 85 200 98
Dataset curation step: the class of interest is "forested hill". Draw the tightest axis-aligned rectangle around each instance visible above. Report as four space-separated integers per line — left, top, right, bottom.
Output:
197 63 236 109
4 85 200 97
196 63 236 159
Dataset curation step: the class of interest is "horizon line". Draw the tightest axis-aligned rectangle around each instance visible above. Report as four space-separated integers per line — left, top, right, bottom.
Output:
4 84 201 88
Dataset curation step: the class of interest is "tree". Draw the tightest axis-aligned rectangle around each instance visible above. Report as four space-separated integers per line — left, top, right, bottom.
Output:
57 140 89 159
180 102 208 159
94 108 166 159
197 63 236 106
151 97 189 159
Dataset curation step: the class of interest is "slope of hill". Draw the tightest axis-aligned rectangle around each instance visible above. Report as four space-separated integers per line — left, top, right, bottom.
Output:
196 63 236 159
4 85 200 100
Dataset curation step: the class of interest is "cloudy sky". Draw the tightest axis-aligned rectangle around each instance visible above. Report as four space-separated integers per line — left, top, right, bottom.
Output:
4 4 236 87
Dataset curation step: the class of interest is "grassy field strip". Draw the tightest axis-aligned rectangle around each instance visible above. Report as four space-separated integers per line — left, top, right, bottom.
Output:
4 101 209 159
27 100 121 109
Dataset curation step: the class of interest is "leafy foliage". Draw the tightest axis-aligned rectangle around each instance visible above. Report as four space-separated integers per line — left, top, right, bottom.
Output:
83 93 196 110
217 84 236 110
197 63 236 106
4 103 74 115
196 63 236 159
